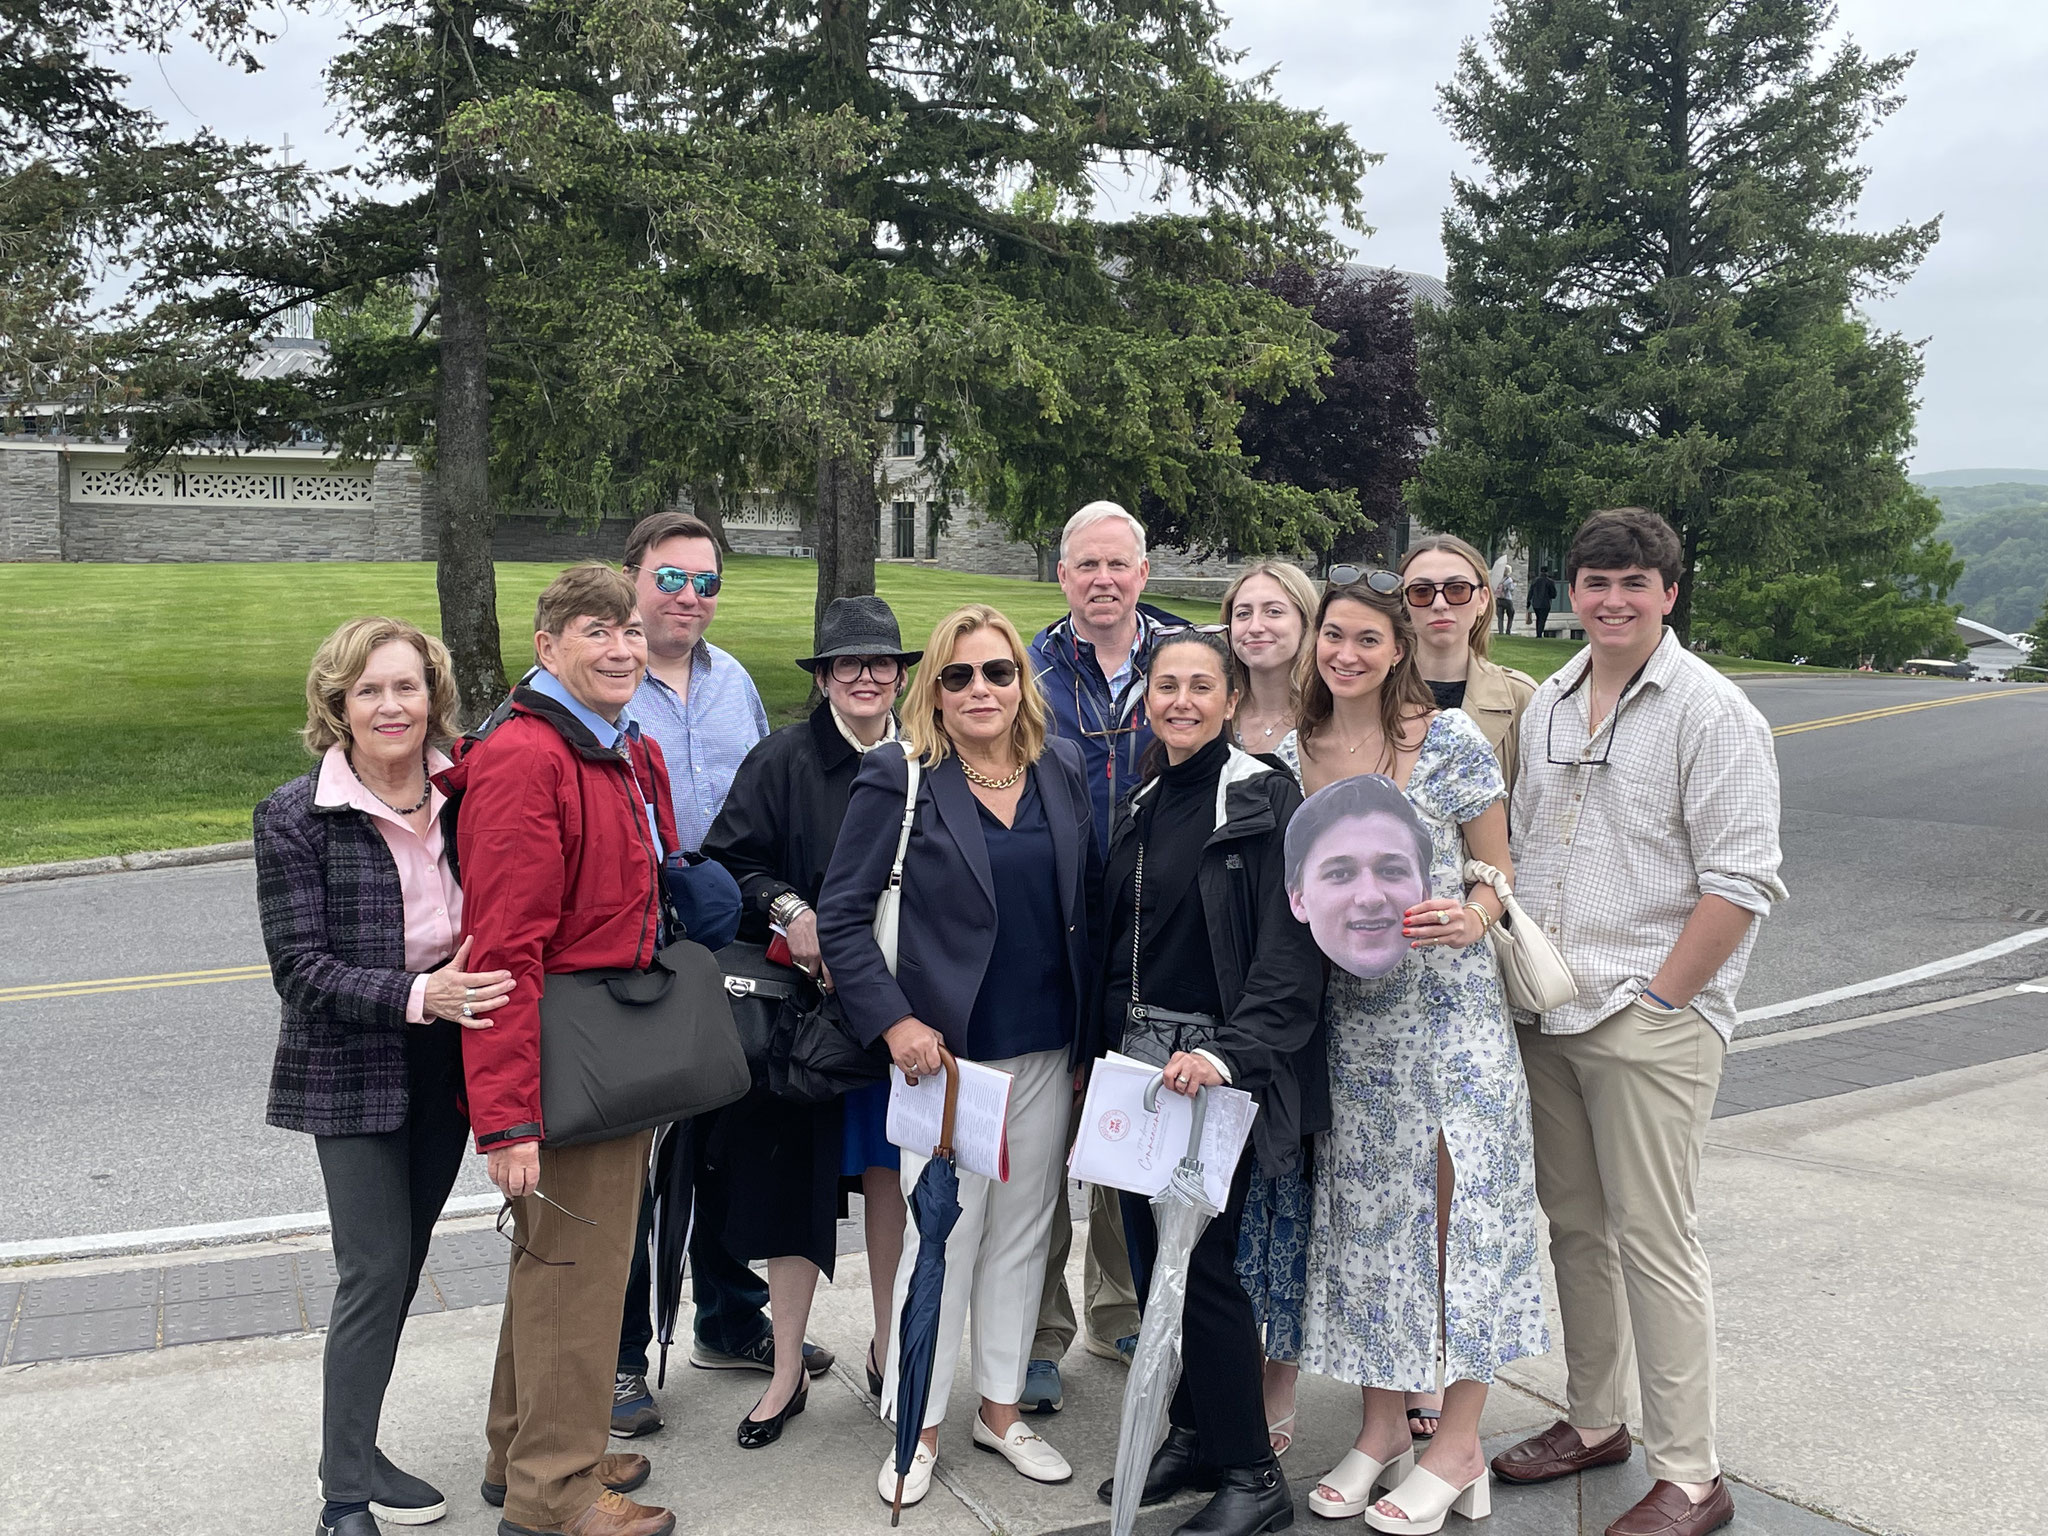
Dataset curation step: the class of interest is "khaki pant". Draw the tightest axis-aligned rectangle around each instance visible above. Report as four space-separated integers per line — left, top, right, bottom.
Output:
1520 1002 1725 1484
1033 1094 1140 1361
484 1130 653 1529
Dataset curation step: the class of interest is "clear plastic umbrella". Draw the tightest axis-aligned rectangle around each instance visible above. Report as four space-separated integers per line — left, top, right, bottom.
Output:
1109 1074 1221 1536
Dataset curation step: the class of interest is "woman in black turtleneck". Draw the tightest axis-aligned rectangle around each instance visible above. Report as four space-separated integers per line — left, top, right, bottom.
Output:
1092 629 1326 1536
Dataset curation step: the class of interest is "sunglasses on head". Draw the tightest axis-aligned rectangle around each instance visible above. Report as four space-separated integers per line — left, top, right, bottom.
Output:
645 566 722 598
1404 578 1478 607
937 658 1020 692
1326 565 1404 597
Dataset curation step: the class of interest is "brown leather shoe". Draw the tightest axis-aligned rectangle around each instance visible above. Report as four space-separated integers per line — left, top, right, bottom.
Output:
482 1453 651 1508
1605 1477 1734 1536
1490 1419 1633 1484
499 1489 676 1536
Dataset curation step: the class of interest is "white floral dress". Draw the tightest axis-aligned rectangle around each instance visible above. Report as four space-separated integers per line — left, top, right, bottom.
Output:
1282 713 1548 1390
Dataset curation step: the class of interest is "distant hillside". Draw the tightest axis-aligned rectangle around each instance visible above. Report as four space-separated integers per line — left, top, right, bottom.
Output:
1913 467 2048 488
1928 483 2048 634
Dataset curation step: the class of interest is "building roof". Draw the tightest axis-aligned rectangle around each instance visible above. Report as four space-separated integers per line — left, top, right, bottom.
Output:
1340 262 1452 309
239 337 328 381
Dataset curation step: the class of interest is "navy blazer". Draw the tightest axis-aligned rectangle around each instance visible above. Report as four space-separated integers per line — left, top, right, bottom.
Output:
817 736 1101 1062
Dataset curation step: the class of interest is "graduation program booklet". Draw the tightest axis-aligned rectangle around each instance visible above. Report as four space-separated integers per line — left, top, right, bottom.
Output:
887 1059 1012 1182
1068 1052 1258 1210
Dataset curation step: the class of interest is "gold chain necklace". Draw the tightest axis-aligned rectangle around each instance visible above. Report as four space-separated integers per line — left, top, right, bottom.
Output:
960 758 1025 791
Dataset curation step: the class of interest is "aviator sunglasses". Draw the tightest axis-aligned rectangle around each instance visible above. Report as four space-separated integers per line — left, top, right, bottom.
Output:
937 658 1020 692
643 566 723 598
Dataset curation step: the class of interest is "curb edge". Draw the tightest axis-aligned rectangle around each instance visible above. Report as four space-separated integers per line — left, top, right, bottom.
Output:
0 841 254 887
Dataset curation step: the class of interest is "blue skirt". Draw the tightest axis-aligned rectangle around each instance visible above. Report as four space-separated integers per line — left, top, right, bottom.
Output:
840 1079 899 1176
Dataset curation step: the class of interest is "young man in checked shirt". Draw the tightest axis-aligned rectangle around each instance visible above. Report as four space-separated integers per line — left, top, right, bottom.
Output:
1492 509 1786 1536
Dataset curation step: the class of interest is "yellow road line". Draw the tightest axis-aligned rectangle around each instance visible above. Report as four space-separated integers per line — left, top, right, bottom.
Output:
0 964 271 1003
1773 685 2048 738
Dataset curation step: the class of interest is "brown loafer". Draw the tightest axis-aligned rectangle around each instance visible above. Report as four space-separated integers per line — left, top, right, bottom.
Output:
1605 1477 1734 1536
1491 1419 1632 1484
500 1490 675 1536
482 1453 652 1508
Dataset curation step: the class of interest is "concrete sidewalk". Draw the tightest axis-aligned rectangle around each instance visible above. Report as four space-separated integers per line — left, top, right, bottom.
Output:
5 1052 2041 1535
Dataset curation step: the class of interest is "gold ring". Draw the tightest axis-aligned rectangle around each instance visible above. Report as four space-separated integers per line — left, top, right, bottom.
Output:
1437 909 1453 926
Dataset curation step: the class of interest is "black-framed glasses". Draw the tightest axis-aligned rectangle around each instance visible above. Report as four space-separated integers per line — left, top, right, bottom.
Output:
496 1187 597 1268
1327 565 1404 596
1545 663 1648 767
827 655 904 684
1404 579 1478 608
937 658 1020 692
644 566 722 598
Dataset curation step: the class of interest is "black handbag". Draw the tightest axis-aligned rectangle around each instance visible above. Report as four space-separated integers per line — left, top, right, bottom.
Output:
716 940 890 1104
538 937 751 1146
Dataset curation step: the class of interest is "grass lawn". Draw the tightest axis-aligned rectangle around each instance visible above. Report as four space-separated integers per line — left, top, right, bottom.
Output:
0 557 1825 866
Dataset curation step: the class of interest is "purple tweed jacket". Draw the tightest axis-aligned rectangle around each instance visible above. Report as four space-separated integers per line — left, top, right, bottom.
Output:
254 770 454 1136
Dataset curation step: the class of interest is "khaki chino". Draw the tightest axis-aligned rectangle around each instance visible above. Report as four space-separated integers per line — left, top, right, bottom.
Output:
1519 1001 1725 1484
484 1129 655 1529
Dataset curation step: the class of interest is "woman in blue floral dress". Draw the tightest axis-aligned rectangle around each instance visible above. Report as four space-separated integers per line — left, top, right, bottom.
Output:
1280 574 1546 1532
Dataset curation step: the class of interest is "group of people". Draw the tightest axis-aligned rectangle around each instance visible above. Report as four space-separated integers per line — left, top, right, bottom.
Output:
256 499 1784 1536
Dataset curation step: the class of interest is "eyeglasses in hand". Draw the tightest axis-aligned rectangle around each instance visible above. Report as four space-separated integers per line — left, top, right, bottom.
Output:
496 1186 596 1268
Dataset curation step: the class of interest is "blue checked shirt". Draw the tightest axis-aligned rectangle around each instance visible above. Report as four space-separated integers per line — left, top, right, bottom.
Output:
628 640 769 853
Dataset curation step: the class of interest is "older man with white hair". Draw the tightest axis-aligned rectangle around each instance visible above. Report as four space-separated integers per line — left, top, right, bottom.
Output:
1022 500 1188 1413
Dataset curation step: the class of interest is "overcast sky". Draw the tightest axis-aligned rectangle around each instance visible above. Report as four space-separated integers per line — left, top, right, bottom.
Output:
124 0 2048 473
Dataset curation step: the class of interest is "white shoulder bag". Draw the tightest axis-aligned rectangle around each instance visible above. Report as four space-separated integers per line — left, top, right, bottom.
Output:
872 757 921 975
1463 857 1577 1013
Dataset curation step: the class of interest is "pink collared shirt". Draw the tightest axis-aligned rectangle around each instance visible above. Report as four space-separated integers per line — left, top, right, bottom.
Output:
316 744 462 1023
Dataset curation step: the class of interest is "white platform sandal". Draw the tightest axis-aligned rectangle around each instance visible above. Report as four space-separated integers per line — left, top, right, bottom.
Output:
1308 1446 1417 1520
1361 1465 1491 1534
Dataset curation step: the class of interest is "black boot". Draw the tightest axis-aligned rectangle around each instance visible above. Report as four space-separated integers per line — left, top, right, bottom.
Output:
1173 1457 1293 1535
1096 1426 1221 1506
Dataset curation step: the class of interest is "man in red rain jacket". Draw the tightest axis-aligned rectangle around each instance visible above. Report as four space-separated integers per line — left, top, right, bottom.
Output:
438 562 681 1536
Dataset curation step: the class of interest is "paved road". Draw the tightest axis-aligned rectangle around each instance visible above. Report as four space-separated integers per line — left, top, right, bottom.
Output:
3 674 2043 1246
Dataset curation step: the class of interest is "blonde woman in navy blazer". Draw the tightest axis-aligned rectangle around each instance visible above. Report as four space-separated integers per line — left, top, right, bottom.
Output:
819 603 1101 1510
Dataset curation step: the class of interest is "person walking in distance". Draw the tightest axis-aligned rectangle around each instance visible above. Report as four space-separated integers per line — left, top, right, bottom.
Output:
1527 569 1558 640
1490 509 1785 1536
608 512 832 1438
1024 501 1187 1408
442 564 681 1536
1494 569 1516 637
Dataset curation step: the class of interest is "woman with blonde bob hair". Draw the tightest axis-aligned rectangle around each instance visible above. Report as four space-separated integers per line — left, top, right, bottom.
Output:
1398 534 1537 788
257 617 515 1536
819 603 1101 1508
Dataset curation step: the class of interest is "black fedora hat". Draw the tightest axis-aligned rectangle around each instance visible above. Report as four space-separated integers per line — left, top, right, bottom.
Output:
797 595 924 672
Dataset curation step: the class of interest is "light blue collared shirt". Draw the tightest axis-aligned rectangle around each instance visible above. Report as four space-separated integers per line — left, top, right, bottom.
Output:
628 640 769 853
526 666 663 857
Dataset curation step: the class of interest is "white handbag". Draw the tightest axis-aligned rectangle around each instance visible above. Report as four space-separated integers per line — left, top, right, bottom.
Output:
872 758 921 975
1463 857 1578 1013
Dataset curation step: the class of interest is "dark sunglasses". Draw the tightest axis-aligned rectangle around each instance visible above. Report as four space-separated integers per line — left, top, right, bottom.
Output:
644 566 722 598
937 658 1020 692
827 655 904 684
1327 564 1404 596
1405 579 1478 608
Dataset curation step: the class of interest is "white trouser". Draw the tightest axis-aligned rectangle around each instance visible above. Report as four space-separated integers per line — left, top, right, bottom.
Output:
881 1047 1071 1426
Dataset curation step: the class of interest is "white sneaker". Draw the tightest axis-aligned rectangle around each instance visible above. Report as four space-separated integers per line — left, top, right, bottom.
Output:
879 1442 938 1508
971 1414 1073 1483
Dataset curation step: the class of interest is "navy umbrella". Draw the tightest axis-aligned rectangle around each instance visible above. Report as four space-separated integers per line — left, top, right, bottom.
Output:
888 1049 963 1526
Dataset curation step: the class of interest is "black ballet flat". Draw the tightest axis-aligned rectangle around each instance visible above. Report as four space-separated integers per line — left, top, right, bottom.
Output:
736 1379 808 1449
865 1341 885 1398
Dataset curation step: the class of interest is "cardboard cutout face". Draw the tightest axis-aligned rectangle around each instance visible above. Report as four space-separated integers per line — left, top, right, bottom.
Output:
1285 775 1433 978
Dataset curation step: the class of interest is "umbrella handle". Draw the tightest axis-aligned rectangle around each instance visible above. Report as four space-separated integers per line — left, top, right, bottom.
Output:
1142 1071 1209 1159
933 1046 962 1160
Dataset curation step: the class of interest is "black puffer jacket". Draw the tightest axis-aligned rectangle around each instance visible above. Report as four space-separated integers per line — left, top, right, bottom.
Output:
1093 743 1327 1177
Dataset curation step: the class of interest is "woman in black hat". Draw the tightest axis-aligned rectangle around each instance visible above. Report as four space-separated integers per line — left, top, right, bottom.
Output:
699 595 923 1448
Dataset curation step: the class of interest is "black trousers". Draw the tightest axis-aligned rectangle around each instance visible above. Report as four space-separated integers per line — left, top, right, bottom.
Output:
617 1109 770 1376
1533 607 1552 638
313 1023 468 1503
1120 1151 1264 1470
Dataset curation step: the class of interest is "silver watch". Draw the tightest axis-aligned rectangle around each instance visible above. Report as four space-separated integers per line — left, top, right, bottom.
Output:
770 892 810 927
